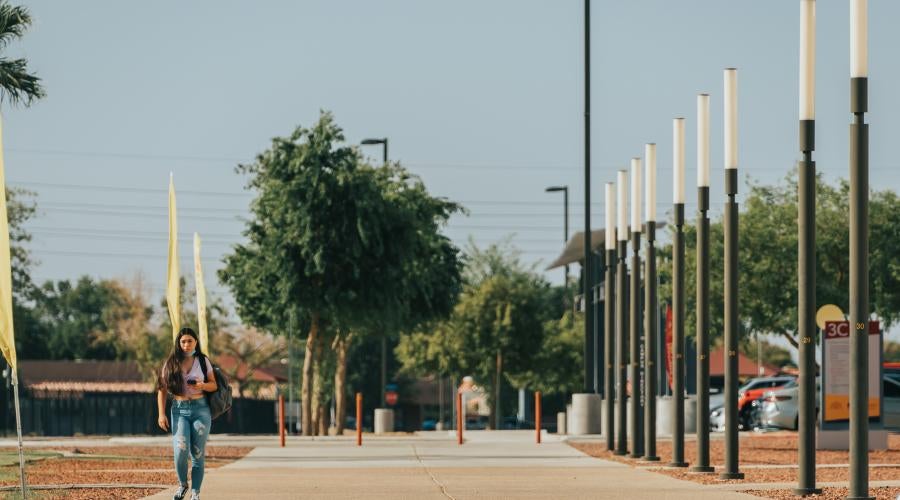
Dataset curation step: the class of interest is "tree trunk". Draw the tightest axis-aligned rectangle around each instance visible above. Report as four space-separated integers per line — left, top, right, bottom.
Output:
311 337 323 435
301 312 319 436
490 350 502 431
333 332 352 435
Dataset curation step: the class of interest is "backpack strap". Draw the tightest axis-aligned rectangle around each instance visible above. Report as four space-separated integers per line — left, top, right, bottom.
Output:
198 353 209 382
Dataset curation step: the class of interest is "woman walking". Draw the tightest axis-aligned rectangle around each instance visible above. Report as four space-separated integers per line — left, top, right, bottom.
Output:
157 327 218 500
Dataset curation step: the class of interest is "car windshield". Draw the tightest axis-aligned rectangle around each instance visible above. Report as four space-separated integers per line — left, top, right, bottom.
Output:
740 378 793 391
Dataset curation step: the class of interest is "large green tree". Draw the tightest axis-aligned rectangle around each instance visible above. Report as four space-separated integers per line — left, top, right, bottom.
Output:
397 242 564 429
658 173 900 353
0 1 44 106
219 112 462 435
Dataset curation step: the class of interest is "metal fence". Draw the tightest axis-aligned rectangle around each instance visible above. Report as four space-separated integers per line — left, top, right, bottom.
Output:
1 391 276 437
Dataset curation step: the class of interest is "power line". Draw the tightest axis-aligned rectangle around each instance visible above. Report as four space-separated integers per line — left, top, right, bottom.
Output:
11 146 900 172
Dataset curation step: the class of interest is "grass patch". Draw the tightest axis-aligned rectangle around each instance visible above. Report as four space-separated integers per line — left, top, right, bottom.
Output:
0 451 61 468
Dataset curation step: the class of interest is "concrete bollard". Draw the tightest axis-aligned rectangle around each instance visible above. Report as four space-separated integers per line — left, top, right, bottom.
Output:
569 393 602 435
655 395 697 437
374 408 394 434
566 404 573 436
557 412 567 435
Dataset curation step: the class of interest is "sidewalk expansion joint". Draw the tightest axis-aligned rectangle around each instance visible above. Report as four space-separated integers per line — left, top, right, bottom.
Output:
411 444 456 500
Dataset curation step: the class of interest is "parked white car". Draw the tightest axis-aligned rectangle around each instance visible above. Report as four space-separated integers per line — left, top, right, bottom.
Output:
761 375 900 430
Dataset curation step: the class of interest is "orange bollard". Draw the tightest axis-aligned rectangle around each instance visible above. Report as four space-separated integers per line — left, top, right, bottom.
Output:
457 392 464 445
279 394 286 447
535 391 542 444
356 392 363 446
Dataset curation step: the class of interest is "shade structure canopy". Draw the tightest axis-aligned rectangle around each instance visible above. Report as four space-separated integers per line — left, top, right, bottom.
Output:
546 222 666 270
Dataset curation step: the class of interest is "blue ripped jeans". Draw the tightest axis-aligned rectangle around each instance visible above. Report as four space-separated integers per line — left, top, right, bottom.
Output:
171 398 212 491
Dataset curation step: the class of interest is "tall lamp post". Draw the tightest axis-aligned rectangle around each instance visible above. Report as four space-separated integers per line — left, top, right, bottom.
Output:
615 169 629 456
720 68 745 481
691 94 715 473
669 118 688 468
629 157 643 459
848 1 870 498
546 186 570 285
361 137 389 408
643 144 660 462
582 0 594 395
604 182 617 451
796 0 822 495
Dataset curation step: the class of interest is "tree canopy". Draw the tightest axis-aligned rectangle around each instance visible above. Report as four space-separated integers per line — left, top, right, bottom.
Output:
658 173 900 350
219 111 463 434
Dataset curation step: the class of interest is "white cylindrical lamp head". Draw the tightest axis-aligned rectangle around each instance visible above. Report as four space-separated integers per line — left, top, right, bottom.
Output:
617 169 628 241
631 157 642 233
605 182 616 249
724 68 738 170
673 118 685 203
645 144 657 222
851 0 867 78
800 0 816 120
697 94 710 187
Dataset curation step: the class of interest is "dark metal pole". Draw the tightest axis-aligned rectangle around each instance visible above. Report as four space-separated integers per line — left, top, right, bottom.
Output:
796 117 822 494
615 238 629 455
644 221 659 461
582 0 593 394
691 186 714 473
381 139 389 408
848 75 870 500
595 253 604 395
564 188 570 285
605 246 616 451
629 230 643 458
669 203 688 467
381 338 387 407
721 166 744 480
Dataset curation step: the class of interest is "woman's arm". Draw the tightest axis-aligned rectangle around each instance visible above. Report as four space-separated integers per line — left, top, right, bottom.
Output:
157 389 169 431
202 359 218 393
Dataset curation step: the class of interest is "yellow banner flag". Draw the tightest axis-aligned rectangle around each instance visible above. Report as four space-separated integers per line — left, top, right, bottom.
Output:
167 174 181 342
0 116 17 371
194 233 209 355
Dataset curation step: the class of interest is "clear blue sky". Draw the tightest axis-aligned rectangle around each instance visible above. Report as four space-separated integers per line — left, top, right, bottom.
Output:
4 1 900 330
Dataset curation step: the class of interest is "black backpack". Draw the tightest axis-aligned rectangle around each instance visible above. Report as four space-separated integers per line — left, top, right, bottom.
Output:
199 355 233 420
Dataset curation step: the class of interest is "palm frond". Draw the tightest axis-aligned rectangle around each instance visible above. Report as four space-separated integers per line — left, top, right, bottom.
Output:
0 3 31 50
0 57 44 106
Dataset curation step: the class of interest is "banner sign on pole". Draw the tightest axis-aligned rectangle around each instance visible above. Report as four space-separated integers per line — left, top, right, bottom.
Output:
822 320 881 423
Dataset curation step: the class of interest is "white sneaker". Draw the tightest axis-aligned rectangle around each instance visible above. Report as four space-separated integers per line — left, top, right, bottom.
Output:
190 491 200 500
173 485 188 500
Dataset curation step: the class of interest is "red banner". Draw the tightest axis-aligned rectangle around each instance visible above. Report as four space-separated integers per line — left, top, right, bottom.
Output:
665 303 673 391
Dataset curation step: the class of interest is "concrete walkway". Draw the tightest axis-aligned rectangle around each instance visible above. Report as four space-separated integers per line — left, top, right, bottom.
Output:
141 431 757 499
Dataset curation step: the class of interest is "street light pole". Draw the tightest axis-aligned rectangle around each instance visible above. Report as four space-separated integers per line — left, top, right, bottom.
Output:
615 169 629 456
848 1 871 498
720 68 744 481
362 137 389 408
604 182 617 451
546 186 570 285
629 157 644 459
796 1 822 495
582 0 594 395
670 118 688 468
692 94 715 473
643 144 660 462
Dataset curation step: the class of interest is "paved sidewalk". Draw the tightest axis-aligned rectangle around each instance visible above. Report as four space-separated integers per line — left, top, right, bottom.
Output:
142 431 757 499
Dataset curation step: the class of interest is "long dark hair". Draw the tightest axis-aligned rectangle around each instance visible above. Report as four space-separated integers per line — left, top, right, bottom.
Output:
159 327 203 395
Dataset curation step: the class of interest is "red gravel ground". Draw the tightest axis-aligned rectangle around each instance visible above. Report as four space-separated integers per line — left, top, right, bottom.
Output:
569 433 900 498
0 446 252 499
569 432 900 466
745 487 900 500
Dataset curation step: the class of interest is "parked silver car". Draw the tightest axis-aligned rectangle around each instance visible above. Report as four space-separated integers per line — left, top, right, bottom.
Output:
761 375 900 430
